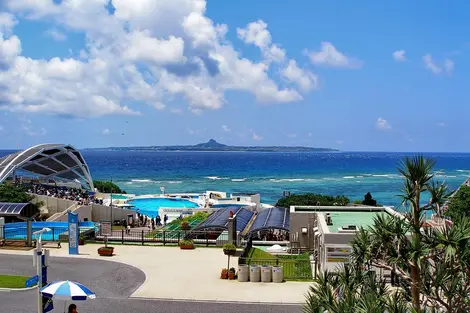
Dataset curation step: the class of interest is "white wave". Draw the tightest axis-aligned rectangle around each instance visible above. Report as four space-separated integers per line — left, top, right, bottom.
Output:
131 179 153 183
343 176 355 179
125 182 133 185
447 175 457 178
372 174 392 177
168 181 182 184
456 169 470 172
360 173 373 176
269 178 307 183
356 175 364 178
205 176 229 180
231 178 246 182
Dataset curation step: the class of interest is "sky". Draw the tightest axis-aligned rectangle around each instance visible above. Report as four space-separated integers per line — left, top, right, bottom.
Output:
0 0 469 152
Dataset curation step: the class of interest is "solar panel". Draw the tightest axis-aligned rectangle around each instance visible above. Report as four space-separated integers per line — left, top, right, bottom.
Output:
0 203 29 216
248 207 290 235
193 206 255 232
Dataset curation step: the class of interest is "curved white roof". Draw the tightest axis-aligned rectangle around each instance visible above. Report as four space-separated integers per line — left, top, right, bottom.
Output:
0 144 94 190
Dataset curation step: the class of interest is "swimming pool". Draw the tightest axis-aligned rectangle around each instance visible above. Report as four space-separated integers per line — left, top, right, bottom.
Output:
128 197 200 217
2 221 96 241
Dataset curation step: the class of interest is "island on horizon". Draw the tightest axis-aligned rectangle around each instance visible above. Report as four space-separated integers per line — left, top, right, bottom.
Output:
88 139 338 152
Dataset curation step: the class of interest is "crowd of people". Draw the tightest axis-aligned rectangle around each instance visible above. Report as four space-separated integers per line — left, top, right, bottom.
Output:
19 181 102 206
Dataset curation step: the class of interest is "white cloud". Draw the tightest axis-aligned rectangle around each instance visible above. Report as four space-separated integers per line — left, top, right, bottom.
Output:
444 58 454 74
0 12 17 35
45 29 67 41
376 117 391 131
308 42 362 68
102 128 110 135
0 0 313 118
237 19 286 63
281 60 318 92
437 122 446 127
392 50 406 62
221 125 230 132
252 132 263 141
423 54 441 74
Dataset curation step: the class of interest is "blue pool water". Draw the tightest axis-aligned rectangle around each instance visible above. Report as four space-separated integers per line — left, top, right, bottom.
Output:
129 197 199 217
3 221 96 241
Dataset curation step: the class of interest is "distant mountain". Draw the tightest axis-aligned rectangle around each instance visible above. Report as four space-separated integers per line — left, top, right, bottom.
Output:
88 139 338 152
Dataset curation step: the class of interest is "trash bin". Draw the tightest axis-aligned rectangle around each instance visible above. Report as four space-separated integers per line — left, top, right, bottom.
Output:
238 264 249 282
272 266 284 283
261 265 272 283
249 265 261 282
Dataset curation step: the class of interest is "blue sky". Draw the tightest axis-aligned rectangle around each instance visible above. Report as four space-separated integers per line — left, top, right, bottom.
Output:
0 0 469 152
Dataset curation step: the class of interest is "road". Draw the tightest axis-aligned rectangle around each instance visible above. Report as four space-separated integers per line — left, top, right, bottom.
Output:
0 255 301 313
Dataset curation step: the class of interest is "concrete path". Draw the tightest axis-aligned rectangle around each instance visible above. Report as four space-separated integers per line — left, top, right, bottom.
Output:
0 243 312 303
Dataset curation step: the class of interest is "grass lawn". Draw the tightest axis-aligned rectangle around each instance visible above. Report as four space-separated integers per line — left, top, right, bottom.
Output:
245 248 312 281
0 275 31 288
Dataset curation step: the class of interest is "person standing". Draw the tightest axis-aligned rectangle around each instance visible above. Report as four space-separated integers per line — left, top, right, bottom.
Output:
164 214 168 226
68 303 78 313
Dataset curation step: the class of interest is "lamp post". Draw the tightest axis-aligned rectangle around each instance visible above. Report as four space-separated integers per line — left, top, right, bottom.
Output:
33 227 51 313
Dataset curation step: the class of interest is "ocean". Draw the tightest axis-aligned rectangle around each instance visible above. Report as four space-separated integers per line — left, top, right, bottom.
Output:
1 150 469 207
82 151 469 207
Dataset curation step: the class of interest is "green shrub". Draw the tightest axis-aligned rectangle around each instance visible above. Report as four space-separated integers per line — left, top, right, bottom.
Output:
223 243 236 251
275 193 350 207
179 239 194 246
93 180 124 193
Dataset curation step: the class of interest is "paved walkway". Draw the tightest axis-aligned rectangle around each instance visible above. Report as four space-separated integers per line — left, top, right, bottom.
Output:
0 243 312 303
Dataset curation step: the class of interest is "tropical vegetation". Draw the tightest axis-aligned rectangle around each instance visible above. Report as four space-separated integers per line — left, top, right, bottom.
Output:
0 183 34 203
276 193 349 208
445 185 470 219
304 156 470 312
362 192 377 206
93 180 124 193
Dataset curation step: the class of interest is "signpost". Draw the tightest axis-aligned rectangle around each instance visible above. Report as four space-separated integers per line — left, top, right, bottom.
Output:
68 212 79 255
100 221 112 237
25 275 39 288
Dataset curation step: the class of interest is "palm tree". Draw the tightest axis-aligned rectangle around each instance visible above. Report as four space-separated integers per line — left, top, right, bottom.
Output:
427 180 451 218
397 155 435 310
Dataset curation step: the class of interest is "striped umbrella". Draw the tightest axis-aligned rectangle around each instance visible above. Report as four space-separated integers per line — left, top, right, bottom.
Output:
40 280 96 301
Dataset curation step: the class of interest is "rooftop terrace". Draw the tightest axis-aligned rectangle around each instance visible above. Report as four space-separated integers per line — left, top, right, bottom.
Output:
324 211 390 233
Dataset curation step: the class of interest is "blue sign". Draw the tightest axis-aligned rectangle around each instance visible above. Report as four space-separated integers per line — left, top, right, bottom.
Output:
25 275 39 288
68 212 79 255
41 265 48 286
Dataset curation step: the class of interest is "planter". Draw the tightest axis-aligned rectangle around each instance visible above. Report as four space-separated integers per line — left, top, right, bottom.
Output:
79 239 85 246
180 244 195 250
220 272 228 279
98 247 114 256
228 272 236 280
223 249 236 256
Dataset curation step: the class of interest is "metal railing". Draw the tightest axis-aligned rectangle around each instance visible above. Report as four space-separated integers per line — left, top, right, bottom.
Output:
0 226 94 246
95 229 231 246
239 257 312 280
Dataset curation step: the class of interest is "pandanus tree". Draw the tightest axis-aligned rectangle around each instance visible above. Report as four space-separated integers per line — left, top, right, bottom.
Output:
304 155 470 312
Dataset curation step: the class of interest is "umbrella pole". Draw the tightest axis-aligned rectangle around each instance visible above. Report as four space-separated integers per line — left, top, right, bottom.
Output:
64 300 66 313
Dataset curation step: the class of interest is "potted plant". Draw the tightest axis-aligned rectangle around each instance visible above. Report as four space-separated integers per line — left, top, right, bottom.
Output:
223 243 236 256
180 221 190 230
79 235 85 246
228 267 236 280
179 239 195 250
220 268 228 279
98 236 114 256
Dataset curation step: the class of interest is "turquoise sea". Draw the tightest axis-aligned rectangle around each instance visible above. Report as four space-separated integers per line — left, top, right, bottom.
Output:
1 150 469 207
81 151 469 207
